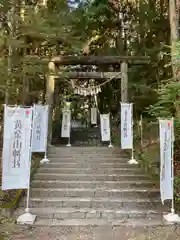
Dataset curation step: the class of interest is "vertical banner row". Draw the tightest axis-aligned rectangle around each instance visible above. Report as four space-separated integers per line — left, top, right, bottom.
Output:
121 103 133 149
32 105 49 153
91 107 97 125
61 109 71 138
100 114 110 141
2 106 33 190
159 119 173 204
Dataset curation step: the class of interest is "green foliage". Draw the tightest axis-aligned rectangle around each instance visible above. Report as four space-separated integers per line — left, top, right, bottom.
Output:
146 39 180 119
174 175 180 199
69 0 171 115
0 0 82 105
0 0 171 112
147 81 177 118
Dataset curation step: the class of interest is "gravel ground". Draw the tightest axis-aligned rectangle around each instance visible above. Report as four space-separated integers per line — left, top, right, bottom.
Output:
1 225 180 240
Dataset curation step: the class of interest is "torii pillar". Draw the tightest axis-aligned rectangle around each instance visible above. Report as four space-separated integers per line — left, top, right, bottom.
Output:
121 61 128 102
46 61 56 145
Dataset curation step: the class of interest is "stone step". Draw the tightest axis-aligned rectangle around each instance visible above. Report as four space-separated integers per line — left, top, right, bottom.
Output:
47 158 130 163
34 173 149 181
48 146 122 152
38 167 142 174
31 180 156 189
48 154 126 158
49 147 123 151
47 148 125 156
47 154 126 158
41 162 138 169
27 218 167 227
47 155 128 161
30 188 160 198
20 197 162 209
15 207 165 221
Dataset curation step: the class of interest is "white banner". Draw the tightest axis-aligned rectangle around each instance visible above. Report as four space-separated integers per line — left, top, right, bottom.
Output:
91 108 97 124
159 119 173 204
32 105 49 152
2 106 33 190
61 109 71 138
100 114 110 141
121 103 133 149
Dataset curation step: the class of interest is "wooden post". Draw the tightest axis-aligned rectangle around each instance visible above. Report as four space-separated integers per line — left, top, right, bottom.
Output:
121 62 128 102
46 61 55 145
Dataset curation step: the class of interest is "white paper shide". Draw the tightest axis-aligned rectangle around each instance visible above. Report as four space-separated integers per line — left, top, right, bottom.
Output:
32 105 49 152
61 109 71 138
91 108 97 124
100 114 110 141
121 103 133 149
2 106 33 190
159 119 173 204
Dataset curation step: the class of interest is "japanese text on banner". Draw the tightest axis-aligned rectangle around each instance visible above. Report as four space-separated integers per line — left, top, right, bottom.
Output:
2 106 33 190
91 108 97 124
61 109 71 138
100 114 110 141
32 105 49 152
121 103 133 149
159 119 173 204
12 119 23 169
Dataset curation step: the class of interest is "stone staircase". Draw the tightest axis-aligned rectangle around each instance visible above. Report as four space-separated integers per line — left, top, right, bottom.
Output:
16 146 168 226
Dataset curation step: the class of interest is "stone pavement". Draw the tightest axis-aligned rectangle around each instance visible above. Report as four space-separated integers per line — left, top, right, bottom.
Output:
3 225 180 240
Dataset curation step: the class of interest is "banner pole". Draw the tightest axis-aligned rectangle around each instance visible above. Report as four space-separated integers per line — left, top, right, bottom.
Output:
108 139 113 147
131 147 134 160
25 186 30 212
41 142 50 163
66 111 71 147
94 106 98 127
128 103 138 164
17 106 36 225
108 114 113 148
170 117 175 214
41 105 50 164
66 136 71 147
25 106 35 219
140 114 143 147
163 117 180 223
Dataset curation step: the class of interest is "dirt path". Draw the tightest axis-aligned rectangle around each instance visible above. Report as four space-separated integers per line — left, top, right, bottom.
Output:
1 224 180 240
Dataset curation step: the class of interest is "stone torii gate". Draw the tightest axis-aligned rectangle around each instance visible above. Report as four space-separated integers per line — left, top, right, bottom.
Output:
45 55 150 143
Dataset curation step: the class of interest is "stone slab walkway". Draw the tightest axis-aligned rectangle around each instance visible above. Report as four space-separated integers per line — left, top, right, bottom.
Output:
2 225 180 240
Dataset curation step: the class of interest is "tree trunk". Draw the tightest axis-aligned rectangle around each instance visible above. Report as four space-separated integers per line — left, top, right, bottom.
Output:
20 0 29 105
169 0 180 118
5 0 16 104
169 0 178 76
